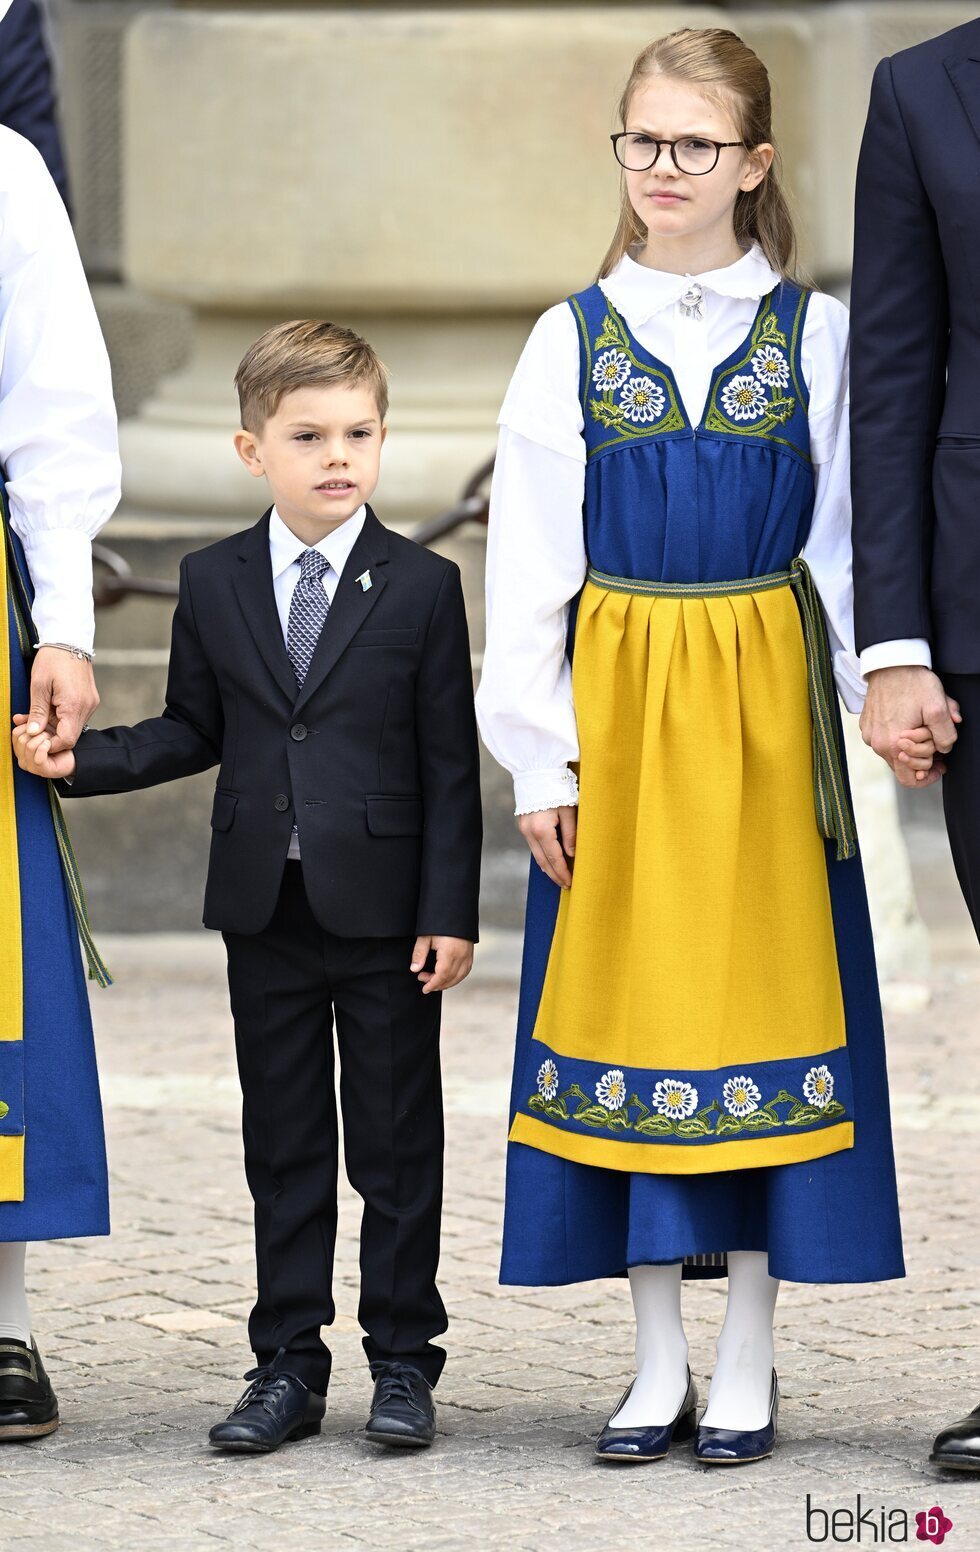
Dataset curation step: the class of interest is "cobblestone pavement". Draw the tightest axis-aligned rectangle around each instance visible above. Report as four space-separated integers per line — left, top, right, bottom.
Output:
3 829 980 1551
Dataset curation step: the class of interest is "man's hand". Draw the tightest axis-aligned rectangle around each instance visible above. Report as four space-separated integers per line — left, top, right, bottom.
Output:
410 935 474 995
517 805 578 888
27 646 98 754
860 666 961 788
12 714 76 780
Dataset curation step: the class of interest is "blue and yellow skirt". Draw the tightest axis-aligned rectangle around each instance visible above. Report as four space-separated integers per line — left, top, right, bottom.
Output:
0 492 109 1241
501 566 904 1284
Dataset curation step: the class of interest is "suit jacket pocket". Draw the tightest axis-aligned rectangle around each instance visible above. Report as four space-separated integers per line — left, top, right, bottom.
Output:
349 627 419 647
365 794 423 836
210 789 238 832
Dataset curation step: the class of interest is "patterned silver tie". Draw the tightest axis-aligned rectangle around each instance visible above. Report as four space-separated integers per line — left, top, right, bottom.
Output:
286 548 331 687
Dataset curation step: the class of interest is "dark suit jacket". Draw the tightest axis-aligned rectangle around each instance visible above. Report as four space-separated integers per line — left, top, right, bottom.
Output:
850 18 980 671
64 507 483 941
0 0 70 208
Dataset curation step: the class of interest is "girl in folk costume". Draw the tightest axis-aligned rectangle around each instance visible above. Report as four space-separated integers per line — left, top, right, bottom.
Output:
477 28 905 1466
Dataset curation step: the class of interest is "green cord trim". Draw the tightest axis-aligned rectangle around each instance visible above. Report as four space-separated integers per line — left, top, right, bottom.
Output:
585 560 857 863
0 488 113 986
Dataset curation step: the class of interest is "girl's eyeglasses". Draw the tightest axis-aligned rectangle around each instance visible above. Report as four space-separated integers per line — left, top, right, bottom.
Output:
611 133 746 176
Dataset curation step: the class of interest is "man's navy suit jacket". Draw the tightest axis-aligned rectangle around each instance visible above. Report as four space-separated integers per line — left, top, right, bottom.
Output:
851 17 980 672
62 507 483 943
0 0 70 206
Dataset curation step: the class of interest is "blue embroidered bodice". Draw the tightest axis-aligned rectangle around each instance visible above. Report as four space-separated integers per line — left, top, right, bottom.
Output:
568 281 815 583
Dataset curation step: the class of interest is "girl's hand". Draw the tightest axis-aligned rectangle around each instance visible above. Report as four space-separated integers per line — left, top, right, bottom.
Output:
518 805 577 888
896 725 946 782
11 713 76 780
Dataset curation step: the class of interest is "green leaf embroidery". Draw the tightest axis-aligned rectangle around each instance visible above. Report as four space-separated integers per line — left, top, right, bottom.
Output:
594 312 629 351
0 1100 7 1122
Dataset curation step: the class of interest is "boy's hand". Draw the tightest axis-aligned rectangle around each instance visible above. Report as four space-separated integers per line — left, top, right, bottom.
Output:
11 714 76 780
410 935 473 994
518 805 577 888
896 725 946 786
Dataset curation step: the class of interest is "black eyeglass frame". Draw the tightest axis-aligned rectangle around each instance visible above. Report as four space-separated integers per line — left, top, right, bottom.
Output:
610 133 747 175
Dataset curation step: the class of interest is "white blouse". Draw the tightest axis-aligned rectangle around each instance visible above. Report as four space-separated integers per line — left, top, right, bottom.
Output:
477 245 871 817
0 127 121 652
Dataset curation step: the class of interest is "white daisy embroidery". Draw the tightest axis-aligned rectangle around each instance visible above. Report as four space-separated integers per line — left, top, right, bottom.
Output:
722 1075 762 1118
592 350 631 392
751 344 790 390
652 1079 699 1120
537 1059 559 1102
595 1068 628 1111
620 375 666 424
721 374 768 421
802 1065 835 1110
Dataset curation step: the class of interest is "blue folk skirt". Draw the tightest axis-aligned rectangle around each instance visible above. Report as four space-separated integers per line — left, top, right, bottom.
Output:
0 533 109 1242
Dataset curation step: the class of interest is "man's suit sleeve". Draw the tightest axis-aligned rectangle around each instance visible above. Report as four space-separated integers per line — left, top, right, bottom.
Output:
850 55 949 653
63 556 222 797
414 562 483 942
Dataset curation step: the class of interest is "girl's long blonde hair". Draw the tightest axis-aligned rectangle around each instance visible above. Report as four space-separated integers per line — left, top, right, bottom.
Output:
597 27 800 283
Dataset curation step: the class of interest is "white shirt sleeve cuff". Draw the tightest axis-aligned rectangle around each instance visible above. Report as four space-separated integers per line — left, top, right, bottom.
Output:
19 528 96 653
832 651 867 713
859 638 933 676
514 767 580 816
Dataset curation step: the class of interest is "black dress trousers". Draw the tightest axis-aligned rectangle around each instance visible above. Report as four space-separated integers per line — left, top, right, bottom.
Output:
942 673 980 939
223 863 447 1394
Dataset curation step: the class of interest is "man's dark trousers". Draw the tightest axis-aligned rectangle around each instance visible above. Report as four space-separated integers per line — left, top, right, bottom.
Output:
225 862 446 1395
941 676 980 939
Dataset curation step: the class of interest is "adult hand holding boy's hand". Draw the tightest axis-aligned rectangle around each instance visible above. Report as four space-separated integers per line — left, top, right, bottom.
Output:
29 646 99 754
410 935 474 995
11 713 76 780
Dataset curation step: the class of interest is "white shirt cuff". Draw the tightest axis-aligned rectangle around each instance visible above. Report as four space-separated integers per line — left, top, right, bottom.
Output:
859 638 932 676
20 529 96 654
514 767 580 815
833 651 867 713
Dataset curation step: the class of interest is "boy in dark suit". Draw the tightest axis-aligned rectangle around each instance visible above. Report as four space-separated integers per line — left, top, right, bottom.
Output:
13 320 483 1454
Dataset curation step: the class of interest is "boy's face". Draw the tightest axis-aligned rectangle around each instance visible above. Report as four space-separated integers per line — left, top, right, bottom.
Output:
234 383 386 539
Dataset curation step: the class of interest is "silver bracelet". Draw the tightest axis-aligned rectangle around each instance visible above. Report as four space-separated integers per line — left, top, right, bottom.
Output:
36 641 95 663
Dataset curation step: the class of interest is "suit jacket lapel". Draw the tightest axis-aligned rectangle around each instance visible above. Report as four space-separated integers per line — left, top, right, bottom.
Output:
231 510 299 704
945 37 980 148
293 506 390 715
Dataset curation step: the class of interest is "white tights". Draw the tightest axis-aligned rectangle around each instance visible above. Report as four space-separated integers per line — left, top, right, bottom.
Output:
610 1251 778 1430
0 1242 31 1344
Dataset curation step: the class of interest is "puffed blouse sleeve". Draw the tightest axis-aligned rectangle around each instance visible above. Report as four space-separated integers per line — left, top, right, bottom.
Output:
798 291 868 713
474 303 588 814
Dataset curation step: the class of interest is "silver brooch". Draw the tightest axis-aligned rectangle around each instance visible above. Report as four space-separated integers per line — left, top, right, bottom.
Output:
679 281 704 320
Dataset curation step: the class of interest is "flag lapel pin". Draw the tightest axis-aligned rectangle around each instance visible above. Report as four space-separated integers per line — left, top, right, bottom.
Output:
356 569 373 592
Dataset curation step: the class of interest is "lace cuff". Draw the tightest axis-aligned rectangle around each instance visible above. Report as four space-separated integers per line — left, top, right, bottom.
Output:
514 767 580 816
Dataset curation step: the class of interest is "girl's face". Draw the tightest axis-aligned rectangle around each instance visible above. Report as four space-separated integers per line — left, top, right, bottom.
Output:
621 75 773 250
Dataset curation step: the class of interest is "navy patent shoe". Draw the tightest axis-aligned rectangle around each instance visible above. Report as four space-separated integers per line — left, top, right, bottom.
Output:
695 1370 779 1465
594 1369 698 1463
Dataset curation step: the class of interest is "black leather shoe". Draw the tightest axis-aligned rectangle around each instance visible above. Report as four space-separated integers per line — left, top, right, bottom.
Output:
0 1339 59 1441
364 1361 436 1448
931 1404 980 1472
695 1370 779 1465
208 1358 325 1454
594 1369 698 1463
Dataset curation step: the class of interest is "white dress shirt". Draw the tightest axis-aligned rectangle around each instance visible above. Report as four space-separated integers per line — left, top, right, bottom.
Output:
477 244 915 816
0 126 121 652
268 503 366 857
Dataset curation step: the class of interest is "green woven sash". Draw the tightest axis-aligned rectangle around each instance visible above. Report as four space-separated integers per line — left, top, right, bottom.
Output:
585 558 858 863
2 498 113 987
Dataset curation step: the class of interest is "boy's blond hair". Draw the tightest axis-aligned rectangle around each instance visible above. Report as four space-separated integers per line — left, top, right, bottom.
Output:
234 319 389 432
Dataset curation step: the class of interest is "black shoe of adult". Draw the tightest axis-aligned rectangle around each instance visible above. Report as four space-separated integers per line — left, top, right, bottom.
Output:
594 1370 699 1463
208 1359 325 1454
0 1339 59 1440
930 1405 980 1472
695 1370 779 1465
364 1361 436 1448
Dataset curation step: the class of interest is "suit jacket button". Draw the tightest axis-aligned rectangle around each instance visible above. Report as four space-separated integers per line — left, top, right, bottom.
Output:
274 794 290 812
290 723 308 742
